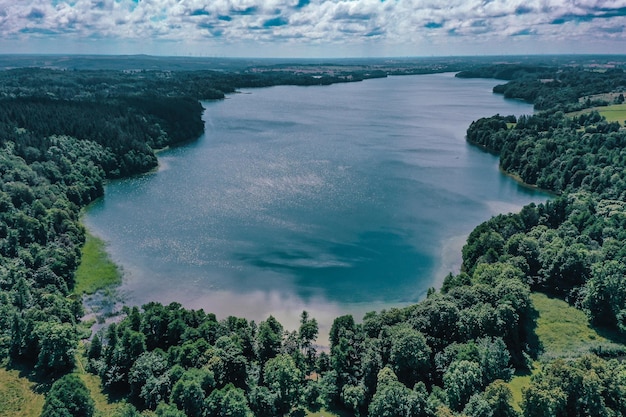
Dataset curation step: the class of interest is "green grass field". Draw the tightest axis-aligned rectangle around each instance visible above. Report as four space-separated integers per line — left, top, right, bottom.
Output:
75 350 124 417
74 231 121 295
507 370 534 411
531 292 624 360
567 103 626 126
0 351 124 417
598 103 626 125
507 292 626 410
0 368 45 417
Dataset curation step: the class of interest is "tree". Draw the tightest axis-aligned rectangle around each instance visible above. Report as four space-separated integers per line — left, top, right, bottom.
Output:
368 367 430 417
12 277 32 310
170 368 215 417
410 295 460 352
521 355 626 417
103 328 146 389
329 314 363 391
477 338 513 385
41 374 94 417
249 385 277 417
582 260 626 330
128 350 170 409
522 379 566 417
302 379 323 411
360 338 383 399
209 335 248 389
169 338 210 368
341 384 365 417
35 321 77 375
504 234 541 277
493 278 534 366
154 402 187 417
329 314 357 348
117 403 142 417
318 369 340 407
205 383 253 417
299 311 318 370
258 316 284 364
458 303 500 341
263 354 302 416
483 380 518 417
471 262 525 286
87 334 102 360
462 230 505 274
331 335 361 388
463 393 493 417
443 360 483 412
389 324 431 387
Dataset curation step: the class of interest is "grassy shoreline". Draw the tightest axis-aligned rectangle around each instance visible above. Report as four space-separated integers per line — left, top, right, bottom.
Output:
74 230 121 296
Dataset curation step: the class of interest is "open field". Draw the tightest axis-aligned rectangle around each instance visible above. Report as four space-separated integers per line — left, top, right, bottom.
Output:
598 103 626 124
507 368 538 412
75 351 124 417
532 292 624 360
506 292 626 409
567 103 626 126
0 368 45 417
0 352 122 417
74 231 121 295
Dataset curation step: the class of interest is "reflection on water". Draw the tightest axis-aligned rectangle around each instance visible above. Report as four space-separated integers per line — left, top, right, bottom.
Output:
85 73 548 338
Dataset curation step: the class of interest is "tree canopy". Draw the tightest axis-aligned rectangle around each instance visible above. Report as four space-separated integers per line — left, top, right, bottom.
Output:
3 57 626 417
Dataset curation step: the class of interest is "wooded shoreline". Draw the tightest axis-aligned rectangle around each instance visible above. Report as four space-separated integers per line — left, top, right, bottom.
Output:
3 55 626 417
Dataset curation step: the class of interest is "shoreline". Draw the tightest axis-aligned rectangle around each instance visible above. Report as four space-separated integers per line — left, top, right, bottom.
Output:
466 137 558 197
498 166 560 197
80 74 550 344
74 227 126 338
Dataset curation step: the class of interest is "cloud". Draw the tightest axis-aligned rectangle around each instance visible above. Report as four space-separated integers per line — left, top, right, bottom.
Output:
512 28 536 36
0 0 625 56
333 11 373 21
26 8 46 20
190 9 210 17
515 5 534 15
229 6 259 16
263 16 289 27
424 20 445 29
551 5 626 23
295 0 310 8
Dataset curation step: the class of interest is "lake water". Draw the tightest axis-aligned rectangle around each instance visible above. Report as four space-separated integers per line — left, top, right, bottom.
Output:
85 73 546 337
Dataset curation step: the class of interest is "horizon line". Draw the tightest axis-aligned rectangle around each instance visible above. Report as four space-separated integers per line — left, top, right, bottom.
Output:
1 52 626 60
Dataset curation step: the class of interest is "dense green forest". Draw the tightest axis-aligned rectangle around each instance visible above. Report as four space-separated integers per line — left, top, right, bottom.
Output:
2 56 626 417
457 62 626 112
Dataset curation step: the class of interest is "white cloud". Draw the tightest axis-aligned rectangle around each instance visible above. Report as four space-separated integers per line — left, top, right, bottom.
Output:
0 0 624 56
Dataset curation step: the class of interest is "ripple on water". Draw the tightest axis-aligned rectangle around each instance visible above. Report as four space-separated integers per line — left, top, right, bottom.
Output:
85 74 548 334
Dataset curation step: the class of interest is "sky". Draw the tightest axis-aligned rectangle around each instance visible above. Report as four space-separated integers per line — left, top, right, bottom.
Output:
0 0 625 58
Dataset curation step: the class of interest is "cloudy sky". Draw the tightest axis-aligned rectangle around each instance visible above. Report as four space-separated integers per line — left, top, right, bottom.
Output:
1 0 625 57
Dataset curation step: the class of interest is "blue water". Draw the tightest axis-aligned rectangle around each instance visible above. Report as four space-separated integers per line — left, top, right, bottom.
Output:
85 73 546 334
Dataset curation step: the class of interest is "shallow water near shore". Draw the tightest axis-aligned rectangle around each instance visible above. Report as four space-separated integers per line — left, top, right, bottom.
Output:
85 73 547 339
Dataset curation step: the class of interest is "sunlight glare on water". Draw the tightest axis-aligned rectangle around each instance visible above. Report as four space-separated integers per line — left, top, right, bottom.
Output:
85 73 547 338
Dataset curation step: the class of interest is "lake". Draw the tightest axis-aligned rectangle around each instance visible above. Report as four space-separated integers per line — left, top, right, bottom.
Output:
84 73 547 337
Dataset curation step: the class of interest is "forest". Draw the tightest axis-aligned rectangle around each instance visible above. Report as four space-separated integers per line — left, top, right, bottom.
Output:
1 56 626 417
